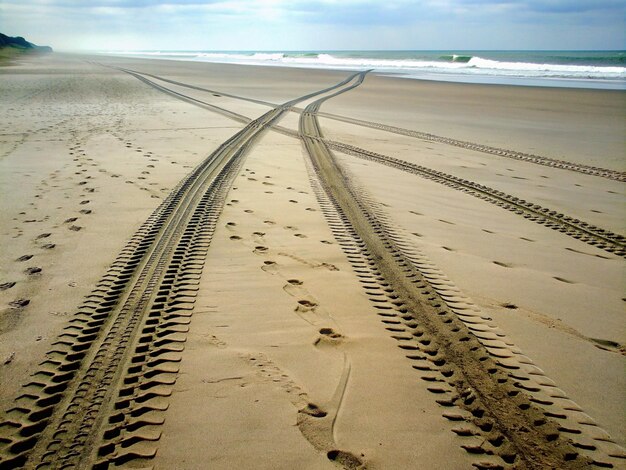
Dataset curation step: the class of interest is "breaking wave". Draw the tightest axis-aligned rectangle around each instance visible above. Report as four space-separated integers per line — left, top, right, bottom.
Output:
107 50 626 82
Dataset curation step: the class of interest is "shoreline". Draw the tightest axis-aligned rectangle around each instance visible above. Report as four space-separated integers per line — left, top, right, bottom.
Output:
0 54 624 468
90 50 626 91
381 71 626 90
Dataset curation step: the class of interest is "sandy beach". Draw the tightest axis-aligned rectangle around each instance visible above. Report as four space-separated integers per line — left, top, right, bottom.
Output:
0 53 624 469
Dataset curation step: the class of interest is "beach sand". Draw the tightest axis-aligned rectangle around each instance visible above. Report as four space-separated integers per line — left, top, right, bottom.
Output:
0 54 624 469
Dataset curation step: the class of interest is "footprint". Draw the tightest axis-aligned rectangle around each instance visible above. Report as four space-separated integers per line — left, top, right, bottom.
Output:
589 337 624 353
68 225 82 231
553 277 575 284
36 233 51 239
0 282 16 291
79 209 92 215
320 240 333 245
9 298 30 308
79 200 90 205
264 220 276 225
229 235 242 240
294 234 307 238
501 302 518 310
16 255 33 262
244 209 254 213
441 246 456 252
25 267 42 275
252 232 265 237
64 217 78 223
283 279 305 297
206 335 227 348
289 200 298 204
314 327 344 346
292 297 324 326
254 246 268 254
300 403 327 418
261 260 278 273
305 208 317 212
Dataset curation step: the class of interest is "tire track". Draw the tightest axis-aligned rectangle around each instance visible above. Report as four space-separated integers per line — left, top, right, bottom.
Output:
67 66 623 465
0 71 364 470
118 60 626 468
322 140 626 258
101 64 252 126
110 65 625 182
102 67 625 258
299 74 624 469
315 112 626 182
305 161 626 468
104 65 276 108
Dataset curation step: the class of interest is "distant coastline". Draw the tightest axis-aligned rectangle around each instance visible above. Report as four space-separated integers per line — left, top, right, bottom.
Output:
104 49 626 90
0 33 52 63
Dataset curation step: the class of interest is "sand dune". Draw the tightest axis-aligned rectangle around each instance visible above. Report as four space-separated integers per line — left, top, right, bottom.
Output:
0 54 624 469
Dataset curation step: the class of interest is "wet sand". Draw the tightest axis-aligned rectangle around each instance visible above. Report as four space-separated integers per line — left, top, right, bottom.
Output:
0 53 624 469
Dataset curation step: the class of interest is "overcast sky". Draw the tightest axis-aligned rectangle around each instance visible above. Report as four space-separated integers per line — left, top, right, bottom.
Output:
1 0 624 51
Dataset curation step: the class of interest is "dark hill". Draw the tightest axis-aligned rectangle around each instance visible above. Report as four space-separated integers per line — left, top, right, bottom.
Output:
0 33 52 53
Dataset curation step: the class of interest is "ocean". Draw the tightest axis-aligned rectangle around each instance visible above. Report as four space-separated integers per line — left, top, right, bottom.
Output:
108 50 626 90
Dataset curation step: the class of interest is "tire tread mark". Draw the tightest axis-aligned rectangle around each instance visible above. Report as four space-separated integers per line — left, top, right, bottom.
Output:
299 76 595 469
0 70 366 470
315 111 626 182
109 65 624 182
94 68 625 258
322 140 625 258
347 180 626 468
303 156 516 469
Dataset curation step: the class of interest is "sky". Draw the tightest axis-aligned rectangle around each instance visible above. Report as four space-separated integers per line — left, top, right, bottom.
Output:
0 0 624 51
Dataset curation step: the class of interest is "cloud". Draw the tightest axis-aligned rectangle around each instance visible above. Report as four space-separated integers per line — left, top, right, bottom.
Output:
0 0 623 50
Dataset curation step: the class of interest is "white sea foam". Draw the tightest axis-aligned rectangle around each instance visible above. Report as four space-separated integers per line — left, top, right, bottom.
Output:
103 51 626 85
466 57 625 76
